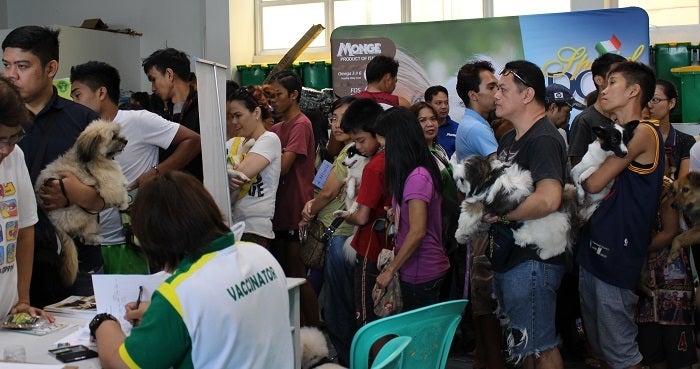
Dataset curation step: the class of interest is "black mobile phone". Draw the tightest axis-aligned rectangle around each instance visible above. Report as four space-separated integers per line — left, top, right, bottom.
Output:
49 345 98 363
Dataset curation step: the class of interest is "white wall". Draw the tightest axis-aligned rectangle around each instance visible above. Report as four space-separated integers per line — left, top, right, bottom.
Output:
4 0 230 90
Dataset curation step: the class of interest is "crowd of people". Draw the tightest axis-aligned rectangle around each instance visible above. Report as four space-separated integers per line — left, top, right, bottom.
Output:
1 23 700 369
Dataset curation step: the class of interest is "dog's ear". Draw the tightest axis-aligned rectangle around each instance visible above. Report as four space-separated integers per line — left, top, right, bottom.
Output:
76 131 102 163
624 120 640 133
592 126 607 139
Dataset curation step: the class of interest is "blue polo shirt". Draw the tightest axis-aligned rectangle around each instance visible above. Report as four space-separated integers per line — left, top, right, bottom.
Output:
455 108 497 161
437 115 459 159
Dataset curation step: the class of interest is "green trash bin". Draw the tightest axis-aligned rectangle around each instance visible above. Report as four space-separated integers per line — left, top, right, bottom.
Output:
266 64 303 81
236 64 270 86
671 66 700 123
300 61 332 90
652 43 693 123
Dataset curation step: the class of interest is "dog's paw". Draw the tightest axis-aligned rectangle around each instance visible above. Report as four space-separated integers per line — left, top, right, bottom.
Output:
333 210 350 218
227 168 250 183
667 239 682 263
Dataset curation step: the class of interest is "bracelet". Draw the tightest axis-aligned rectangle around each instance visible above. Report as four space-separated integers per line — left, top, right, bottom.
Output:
152 165 160 175
89 313 118 338
500 214 510 224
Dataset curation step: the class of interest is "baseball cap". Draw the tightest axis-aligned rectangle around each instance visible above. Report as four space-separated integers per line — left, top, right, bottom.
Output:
545 84 586 110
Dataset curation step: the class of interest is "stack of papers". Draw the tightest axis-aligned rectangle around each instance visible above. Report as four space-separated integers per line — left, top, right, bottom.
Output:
43 296 96 318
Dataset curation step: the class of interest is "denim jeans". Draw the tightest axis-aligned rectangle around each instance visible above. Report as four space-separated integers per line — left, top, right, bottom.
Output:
322 235 356 366
493 260 565 364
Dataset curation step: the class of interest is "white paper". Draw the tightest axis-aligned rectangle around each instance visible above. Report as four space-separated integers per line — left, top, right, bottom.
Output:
53 324 95 349
91 272 170 333
312 160 333 188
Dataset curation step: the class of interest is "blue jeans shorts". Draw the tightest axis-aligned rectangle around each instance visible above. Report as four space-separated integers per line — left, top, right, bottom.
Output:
578 266 642 369
493 259 565 364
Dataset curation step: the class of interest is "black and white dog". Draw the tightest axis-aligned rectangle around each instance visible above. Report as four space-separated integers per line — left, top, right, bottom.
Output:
571 121 638 221
453 155 575 260
333 143 370 263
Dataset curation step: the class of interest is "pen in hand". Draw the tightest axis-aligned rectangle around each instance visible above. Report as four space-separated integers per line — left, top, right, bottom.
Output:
135 285 143 309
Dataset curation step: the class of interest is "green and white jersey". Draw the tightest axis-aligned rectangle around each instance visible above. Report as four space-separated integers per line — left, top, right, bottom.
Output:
119 233 293 368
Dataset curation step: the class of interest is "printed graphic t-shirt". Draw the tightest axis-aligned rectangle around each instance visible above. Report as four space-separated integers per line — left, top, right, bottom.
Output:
0 147 39 316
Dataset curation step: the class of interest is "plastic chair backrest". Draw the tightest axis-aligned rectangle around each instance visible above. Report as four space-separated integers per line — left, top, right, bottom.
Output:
371 336 412 369
350 299 468 369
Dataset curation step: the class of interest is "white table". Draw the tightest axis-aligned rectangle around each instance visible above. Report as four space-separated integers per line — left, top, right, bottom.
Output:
0 314 99 368
0 277 306 368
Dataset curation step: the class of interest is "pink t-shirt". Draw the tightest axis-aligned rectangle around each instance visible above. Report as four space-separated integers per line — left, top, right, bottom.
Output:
269 113 315 230
393 167 449 284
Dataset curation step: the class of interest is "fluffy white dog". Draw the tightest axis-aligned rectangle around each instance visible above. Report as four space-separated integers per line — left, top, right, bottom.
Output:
300 327 346 369
36 119 129 285
453 155 575 260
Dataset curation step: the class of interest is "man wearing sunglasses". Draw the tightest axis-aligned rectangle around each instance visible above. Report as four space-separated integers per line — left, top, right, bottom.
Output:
2 26 106 307
486 60 568 369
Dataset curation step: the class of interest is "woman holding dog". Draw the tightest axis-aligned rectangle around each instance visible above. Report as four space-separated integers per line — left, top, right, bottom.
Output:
226 86 281 246
375 107 449 311
299 95 358 366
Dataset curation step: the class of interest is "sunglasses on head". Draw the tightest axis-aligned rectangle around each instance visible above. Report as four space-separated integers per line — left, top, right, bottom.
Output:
499 68 532 88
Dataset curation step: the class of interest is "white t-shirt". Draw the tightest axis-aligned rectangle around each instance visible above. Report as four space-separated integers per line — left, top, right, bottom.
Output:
0 147 38 316
228 131 281 239
100 110 179 244
690 141 700 172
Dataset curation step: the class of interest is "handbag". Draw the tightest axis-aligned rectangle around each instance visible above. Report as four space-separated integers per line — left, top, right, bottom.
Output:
372 247 403 317
300 217 344 269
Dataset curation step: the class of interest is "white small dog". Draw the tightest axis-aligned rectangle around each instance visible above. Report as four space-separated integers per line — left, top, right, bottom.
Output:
36 119 129 285
300 327 346 369
571 121 637 221
453 155 575 260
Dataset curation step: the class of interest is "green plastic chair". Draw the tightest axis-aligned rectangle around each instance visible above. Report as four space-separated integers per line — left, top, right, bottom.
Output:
350 299 468 369
371 336 412 369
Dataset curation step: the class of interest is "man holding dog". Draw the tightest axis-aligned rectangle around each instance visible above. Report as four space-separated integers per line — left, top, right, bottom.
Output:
70 61 201 274
576 61 663 369
2 26 106 306
486 60 568 369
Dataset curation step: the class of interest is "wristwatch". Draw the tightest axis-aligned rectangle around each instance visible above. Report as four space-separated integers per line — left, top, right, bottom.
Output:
89 313 118 338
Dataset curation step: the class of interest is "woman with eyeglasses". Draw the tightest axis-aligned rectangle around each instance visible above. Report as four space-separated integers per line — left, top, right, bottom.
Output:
647 79 695 180
0 77 54 322
226 86 281 246
375 107 449 312
299 95 357 366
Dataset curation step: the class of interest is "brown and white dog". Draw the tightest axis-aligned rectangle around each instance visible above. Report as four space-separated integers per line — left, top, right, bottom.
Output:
36 119 129 286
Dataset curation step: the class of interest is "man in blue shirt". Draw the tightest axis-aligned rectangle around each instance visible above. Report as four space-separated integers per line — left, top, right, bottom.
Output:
455 60 499 161
425 85 459 158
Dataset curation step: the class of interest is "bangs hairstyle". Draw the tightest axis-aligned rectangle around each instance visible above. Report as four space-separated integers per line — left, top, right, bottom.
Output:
608 61 656 110
142 48 191 80
330 95 357 114
0 77 30 128
70 61 121 105
1 25 59 66
378 107 442 203
340 98 383 135
131 171 230 271
268 70 303 103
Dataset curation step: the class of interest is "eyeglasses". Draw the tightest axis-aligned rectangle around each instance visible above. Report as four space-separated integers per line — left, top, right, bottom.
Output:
0 128 25 150
499 68 532 88
649 97 670 104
